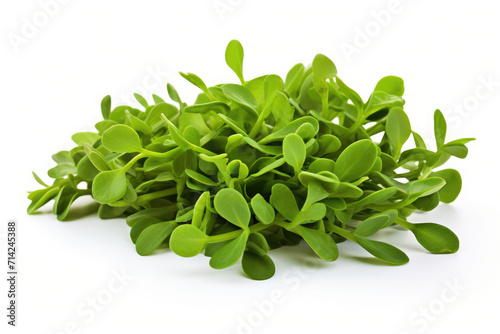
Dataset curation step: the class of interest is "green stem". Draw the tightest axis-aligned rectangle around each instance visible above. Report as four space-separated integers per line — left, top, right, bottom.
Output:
320 93 329 118
207 222 270 243
345 114 365 137
109 187 177 207
288 98 305 116
329 224 355 241
249 102 273 138
248 119 265 138
366 122 385 136
394 217 414 230
418 165 433 180
122 153 146 172
78 189 92 196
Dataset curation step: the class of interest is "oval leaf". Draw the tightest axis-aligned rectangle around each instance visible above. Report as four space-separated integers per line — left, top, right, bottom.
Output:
209 230 249 269
225 39 245 83
170 224 208 257
297 226 338 261
92 170 127 204
334 139 378 181
102 125 142 153
135 221 177 255
353 236 409 265
242 251 276 280
410 223 459 254
251 194 275 225
214 188 251 228
283 133 306 174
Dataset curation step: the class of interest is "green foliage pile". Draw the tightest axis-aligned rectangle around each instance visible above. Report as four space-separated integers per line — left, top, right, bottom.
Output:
28 40 473 279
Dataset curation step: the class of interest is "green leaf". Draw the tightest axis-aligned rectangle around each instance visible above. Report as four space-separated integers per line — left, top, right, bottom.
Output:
264 75 284 102
353 210 397 237
322 198 346 210
353 236 409 264
374 76 404 96
126 207 177 227
167 83 182 104
434 109 447 148
430 169 462 203
295 123 316 141
170 224 208 257
443 143 468 159
349 188 398 208
192 191 210 228
251 194 275 225
47 163 77 179
210 230 249 269
162 115 214 155
270 184 299 221
297 226 338 261
250 157 286 177
225 39 245 83
412 193 440 211
386 107 411 157
336 77 364 111
27 187 60 214
413 131 427 148
292 203 326 226
52 151 74 165
101 95 111 119
152 94 165 104
72 132 100 147
134 93 148 109
270 92 294 130
214 188 250 229
185 169 218 186
227 160 249 179
283 133 306 174
32 171 49 187
308 158 335 173
125 111 152 135
184 101 230 114
76 155 100 182
95 120 118 135
260 116 319 144
299 171 340 193
92 170 127 204
102 125 142 153
317 134 341 156
312 53 337 80
221 84 258 115
98 204 128 219
84 144 111 171
334 139 378 181
407 177 446 201
130 217 162 244
179 72 211 96
242 251 276 280
365 91 405 116
53 185 80 221
145 102 178 126
136 221 177 255
409 223 459 254
247 233 270 254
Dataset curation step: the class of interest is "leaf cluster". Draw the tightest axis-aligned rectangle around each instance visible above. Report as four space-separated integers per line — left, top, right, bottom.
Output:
28 40 474 279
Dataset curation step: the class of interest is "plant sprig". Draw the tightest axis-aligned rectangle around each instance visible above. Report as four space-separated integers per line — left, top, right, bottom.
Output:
28 40 474 280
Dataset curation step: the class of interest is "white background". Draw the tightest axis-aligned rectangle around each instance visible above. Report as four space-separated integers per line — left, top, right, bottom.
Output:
1 0 499 333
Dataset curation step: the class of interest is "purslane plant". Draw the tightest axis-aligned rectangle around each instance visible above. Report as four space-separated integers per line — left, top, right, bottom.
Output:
28 40 474 280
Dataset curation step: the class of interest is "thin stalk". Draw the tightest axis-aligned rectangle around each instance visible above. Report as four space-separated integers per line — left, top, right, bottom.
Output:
207 222 270 243
109 187 177 207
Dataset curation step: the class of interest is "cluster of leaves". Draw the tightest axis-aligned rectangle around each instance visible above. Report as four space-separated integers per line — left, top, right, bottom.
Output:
28 40 474 280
